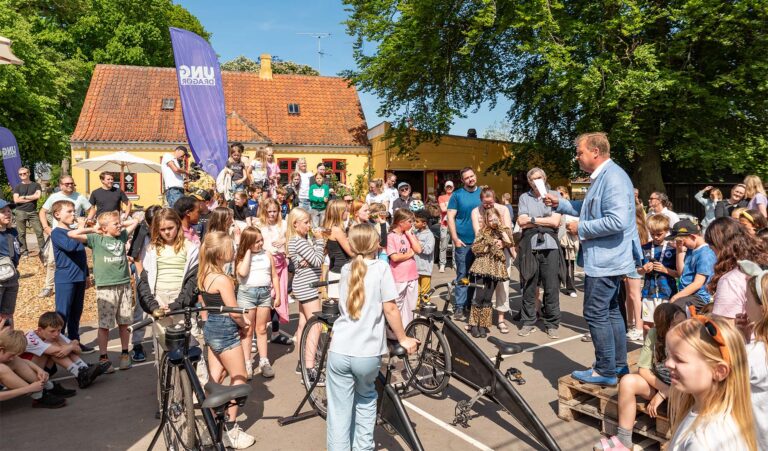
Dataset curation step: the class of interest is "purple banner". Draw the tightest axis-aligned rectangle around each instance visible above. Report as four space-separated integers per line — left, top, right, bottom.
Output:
170 27 228 176
0 127 21 188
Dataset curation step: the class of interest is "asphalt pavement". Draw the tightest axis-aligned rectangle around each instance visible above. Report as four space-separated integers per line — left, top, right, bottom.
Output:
1 266 645 451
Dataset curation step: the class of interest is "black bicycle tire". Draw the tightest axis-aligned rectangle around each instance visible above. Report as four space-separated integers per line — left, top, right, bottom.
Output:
299 316 331 418
161 358 199 450
403 318 452 395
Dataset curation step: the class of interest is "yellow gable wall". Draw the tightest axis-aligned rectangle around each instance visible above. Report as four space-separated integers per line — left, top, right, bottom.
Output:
370 127 515 197
70 144 370 207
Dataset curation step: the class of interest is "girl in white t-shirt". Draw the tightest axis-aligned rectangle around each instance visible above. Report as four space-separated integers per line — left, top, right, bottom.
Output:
736 260 768 451
326 223 418 451
250 148 268 189
665 315 756 451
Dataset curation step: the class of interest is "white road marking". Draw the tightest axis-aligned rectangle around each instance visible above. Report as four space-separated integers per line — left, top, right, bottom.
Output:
522 334 586 352
402 400 495 451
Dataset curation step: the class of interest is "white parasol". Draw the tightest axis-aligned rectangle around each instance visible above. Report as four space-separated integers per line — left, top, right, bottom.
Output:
75 150 161 174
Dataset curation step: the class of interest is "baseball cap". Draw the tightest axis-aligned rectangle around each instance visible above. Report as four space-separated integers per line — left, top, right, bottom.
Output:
397 182 411 190
191 189 212 202
0 200 10 209
445 181 454 188
665 219 700 240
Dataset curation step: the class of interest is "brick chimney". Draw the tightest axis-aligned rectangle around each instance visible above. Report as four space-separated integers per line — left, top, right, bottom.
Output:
259 54 273 80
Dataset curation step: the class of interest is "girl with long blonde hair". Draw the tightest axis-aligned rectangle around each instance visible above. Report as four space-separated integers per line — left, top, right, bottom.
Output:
736 260 768 450
324 199 353 300
286 207 327 380
326 223 418 451
744 175 767 217
235 227 280 379
665 316 756 451
198 231 255 448
255 198 291 344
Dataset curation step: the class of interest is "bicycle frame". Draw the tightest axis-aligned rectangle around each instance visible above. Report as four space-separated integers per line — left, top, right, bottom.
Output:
131 306 249 451
412 282 560 451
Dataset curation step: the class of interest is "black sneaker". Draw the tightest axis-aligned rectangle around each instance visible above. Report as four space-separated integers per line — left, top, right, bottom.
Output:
32 391 66 409
79 343 96 354
47 382 76 398
131 344 147 363
307 368 325 387
77 361 110 389
452 309 466 322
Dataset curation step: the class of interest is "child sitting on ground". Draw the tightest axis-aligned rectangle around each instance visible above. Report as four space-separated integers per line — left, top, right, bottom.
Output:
468 207 514 338
69 210 139 371
667 219 716 312
413 209 435 306
594 303 685 450
638 214 678 331
0 326 72 408
21 312 108 390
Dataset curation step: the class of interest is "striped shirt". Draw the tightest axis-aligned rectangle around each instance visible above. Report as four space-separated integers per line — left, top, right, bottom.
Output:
288 236 325 302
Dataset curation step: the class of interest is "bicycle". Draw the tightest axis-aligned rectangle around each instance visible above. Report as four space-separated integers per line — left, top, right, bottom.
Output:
129 305 252 451
403 280 561 451
278 280 424 451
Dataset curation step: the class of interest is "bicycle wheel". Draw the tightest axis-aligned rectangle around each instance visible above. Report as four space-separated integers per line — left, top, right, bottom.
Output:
300 316 332 418
160 356 199 450
403 318 451 395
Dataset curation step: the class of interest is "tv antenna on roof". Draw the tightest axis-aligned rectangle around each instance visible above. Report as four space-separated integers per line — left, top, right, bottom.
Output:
297 32 331 73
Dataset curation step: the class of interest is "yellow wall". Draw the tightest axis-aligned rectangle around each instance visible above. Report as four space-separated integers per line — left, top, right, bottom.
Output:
369 124 514 197
70 144 370 207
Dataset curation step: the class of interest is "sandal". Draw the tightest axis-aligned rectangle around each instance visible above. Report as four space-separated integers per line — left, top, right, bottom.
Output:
593 436 630 451
498 322 510 334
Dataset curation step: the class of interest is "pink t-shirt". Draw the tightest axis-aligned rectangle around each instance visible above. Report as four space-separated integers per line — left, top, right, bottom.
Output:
387 232 418 282
712 268 749 319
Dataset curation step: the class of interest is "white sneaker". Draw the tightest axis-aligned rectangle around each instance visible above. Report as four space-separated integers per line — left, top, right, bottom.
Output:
627 328 644 342
196 357 209 386
439 265 445 273
245 361 253 381
223 423 256 449
569 292 577 298
625 326 636 338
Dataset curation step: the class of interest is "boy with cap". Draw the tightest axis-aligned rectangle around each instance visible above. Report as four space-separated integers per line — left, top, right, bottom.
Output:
667 219 716 312
392 182 413 213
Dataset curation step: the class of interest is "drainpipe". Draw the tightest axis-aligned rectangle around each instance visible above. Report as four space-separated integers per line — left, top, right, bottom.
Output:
84 143 90 194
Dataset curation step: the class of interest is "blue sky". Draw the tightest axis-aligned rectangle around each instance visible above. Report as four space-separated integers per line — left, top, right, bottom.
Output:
176 0 511 137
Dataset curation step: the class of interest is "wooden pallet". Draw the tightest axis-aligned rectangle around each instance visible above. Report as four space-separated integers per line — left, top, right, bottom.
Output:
557 351 670 449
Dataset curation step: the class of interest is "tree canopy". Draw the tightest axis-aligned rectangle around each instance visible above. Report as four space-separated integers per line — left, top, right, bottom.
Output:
221 55 320 76
343 0 768 192
0 0 209 172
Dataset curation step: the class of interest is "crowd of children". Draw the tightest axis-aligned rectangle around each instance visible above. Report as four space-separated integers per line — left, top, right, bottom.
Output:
4 150 768 450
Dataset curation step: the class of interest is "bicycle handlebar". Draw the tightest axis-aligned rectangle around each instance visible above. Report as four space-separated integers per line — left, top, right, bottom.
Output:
310 280 340 288
128 306 249 332
431 280 485 292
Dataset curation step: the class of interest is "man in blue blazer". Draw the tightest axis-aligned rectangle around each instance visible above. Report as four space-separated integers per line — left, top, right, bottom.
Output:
545 132 639 386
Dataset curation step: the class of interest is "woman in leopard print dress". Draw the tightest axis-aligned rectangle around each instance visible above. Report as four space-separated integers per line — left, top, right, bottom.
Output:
468 207 514 337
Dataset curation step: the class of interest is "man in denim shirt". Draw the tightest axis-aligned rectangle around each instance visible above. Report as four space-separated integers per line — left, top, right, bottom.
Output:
545 132 640 386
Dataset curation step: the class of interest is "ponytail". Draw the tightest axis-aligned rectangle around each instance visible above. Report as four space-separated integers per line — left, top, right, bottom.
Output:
347 254 368 320
345 223 381 321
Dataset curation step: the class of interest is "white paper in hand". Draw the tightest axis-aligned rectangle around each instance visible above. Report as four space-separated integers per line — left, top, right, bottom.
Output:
533 179 548 199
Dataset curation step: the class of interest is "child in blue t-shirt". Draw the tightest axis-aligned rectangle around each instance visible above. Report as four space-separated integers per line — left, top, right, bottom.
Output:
639 215 679 329
50 200 89 344
667 219 716 312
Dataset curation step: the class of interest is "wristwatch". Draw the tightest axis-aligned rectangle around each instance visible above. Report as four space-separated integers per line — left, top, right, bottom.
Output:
531 217 536 224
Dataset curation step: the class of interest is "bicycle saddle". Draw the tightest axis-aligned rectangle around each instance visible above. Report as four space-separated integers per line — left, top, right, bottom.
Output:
202 381 252 409
389 344 407 358
487 336 523 355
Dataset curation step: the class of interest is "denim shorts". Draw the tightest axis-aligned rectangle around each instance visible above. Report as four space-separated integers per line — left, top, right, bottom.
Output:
626 269 642 279
237 286 272 309
203 313 241 354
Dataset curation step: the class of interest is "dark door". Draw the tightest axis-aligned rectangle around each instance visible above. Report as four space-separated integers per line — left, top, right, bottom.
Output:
392 170 425 196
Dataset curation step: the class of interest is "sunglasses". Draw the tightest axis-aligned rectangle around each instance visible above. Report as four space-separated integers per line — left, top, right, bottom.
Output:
62 182 76 186
18 172 28 176
688 306 731 365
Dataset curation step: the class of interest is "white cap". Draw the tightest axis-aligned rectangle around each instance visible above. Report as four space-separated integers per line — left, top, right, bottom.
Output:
445 181 454 188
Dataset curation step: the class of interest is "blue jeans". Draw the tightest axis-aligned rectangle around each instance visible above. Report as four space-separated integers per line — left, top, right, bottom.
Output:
583 275 627 377
299 199 311 211
453 245 475 311
165 187 184 208
326 352 381 451
55 281 86 341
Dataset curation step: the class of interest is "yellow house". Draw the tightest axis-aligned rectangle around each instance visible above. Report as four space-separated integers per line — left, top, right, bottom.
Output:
70 55 370 206
368 122 516 198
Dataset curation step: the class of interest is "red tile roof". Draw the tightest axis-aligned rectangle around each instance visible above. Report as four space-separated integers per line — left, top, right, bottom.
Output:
72 64 369 147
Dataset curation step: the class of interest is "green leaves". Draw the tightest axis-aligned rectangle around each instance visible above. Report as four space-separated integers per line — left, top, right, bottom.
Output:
0 0 209 176
344 0 768 191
